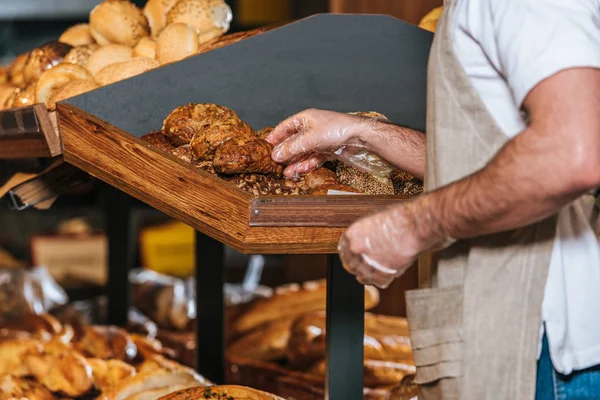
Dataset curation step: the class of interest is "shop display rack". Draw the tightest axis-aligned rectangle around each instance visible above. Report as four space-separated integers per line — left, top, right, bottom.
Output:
0 14 432 399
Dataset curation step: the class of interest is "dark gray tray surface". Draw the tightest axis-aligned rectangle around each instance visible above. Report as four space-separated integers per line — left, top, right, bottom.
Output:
66 14 432 137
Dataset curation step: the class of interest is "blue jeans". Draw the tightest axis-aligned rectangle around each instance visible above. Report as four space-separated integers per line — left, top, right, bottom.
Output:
536 334 600 400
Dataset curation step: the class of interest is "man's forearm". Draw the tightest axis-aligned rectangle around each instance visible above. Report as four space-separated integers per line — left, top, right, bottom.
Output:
360 121 426 180
413 124 595 242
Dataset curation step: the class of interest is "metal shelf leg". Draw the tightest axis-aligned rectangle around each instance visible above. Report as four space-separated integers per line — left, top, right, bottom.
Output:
326 255 364 400
195 231 225 383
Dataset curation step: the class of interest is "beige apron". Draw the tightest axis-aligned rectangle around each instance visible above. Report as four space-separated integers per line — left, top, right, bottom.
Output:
405 1 558 399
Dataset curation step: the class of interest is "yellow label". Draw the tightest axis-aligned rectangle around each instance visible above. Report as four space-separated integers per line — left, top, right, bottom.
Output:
139 221 195 277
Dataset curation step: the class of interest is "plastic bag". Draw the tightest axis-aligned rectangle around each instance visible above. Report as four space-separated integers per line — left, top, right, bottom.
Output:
0 265 68 321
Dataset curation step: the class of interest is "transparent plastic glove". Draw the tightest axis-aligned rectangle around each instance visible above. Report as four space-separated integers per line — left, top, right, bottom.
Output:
266 109 394 179
338 201 452 289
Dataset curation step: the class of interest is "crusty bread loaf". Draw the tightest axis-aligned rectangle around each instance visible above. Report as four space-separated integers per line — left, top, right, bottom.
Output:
231 280 380 337
34 63 92 107
156 23 199 64
86 44 134 76
95 57 160 86
158 385 285 400
166 0 232 44
308 359 416 387
47 79 99 110
134 37 157 59
227 317 295 362
59 24 95 47
89 0 150 47
144 0 179 37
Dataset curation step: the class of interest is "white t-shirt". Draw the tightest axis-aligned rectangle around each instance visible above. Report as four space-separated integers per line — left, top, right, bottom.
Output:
451 0 600 374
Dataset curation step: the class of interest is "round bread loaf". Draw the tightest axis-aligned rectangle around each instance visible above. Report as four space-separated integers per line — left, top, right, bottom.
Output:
47 79 99 110
11 84 35 108
86 44 134 76
166 0 232 44
64 44 99 68
133 37 157 59
144 0 179 37
89 0 150 47
35 63 93 107
23 41 72 85
156 23 199 64
95 57 160 86
59 24 95 47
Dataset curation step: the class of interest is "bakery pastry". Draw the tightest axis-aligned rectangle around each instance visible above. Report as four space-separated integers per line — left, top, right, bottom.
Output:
86 44 134 76
256 126 273 140
144 0 179 37
190 121 253 159
47 79 99 110
213 136 283 176
88 358 136 392
134 37 157 59
308 359 416 387
130 333 174 360
227 317 295 362
301 168 338 189
0 375 56 400
163 103 250 147
156 23 199 64
59 24 95 47
231 280 380 337
72 325 137 361
34 63 93 107
1 314 63 339
63 44 99 68
0 84 16 110
23 339 94 396
336 163 394 195
95 57 160 86
141 131 176 153
23 41 73 85
8 52 29 88
166 0 232 44
158 385 285 400
11 83 35 108
89 0 150 47
286 312 413 369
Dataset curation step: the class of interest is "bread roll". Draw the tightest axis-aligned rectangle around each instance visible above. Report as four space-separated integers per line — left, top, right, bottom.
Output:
0 84 17 110
166 0 232 44
231 280 380 337
89 0 150 47
134 37 157 59
95 57 159 86
35 63 93 107
9 53 29 88
59 24 95 47
158 385 285 400
86 44 134 76
64 44 99 68
11 84 35 108
23 41 73 85
47 79 99 110
141 131 176 152
156 23 199 64
144 0 179 37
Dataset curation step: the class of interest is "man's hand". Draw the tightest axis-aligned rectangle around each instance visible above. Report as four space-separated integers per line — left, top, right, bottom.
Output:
267 109 426 179
338 199 449 288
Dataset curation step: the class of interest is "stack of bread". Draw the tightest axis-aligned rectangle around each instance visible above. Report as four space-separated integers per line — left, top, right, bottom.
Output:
142 103 424 196
0 0 240 111
0 313 285 400
224 280 418 399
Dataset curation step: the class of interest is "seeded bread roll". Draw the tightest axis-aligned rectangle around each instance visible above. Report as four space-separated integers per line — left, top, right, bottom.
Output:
23 41 72 85
89 0 150 47
156 23 199 64
95 57 159 86
144 0 179 37
336 163 394 195
86 44 134 76
47 79 99 110
35 63 93 107
134 37 157 59
64 44 99 68
59 24 95 47
166 0 232 44
390 169 423 196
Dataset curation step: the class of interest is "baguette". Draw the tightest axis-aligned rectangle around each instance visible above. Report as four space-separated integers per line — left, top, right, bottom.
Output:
227 317 295 362
308 359 416 388
231 280 379 337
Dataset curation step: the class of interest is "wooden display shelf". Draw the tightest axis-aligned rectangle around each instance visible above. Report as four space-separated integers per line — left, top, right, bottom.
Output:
0 104 61 159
